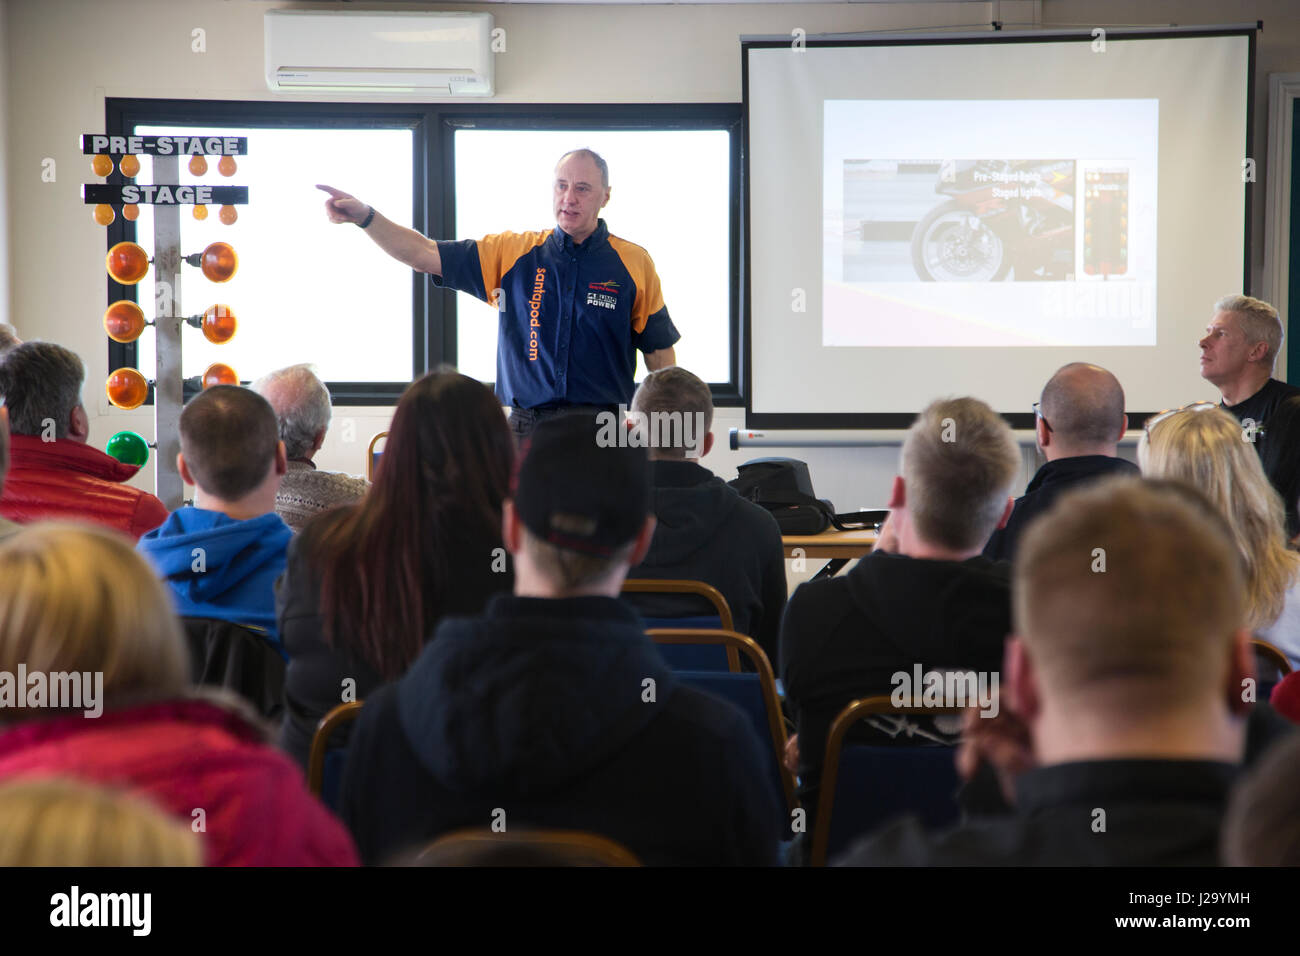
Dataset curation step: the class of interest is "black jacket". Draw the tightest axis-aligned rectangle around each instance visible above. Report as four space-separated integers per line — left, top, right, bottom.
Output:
627 460 787 662
780 550 1011 800
276 507 513 769
182 616 286 722
338 594 783 866
837 759 1237 866
1224 379 1300 536
983 455 1139 563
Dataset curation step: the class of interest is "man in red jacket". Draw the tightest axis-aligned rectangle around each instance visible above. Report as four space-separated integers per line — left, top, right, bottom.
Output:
0 342 167 539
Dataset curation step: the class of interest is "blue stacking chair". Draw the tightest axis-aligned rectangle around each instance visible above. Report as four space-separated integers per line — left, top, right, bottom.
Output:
810 696 963 866
624 579 737 671
651 628 797 815
308 700 364 811
648 633 730 671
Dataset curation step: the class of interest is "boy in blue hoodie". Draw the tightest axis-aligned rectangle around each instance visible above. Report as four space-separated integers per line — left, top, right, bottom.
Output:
138 385 291 653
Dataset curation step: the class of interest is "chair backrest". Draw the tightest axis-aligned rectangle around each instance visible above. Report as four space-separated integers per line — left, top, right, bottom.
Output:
308 701 364 805
181 616 287 721
623 578 734 629
810 695 964 867
414 827 641 866
367 431 388 481
649 626 761 675
653 628 797 814
646 625 730 671
1252 638 1293 681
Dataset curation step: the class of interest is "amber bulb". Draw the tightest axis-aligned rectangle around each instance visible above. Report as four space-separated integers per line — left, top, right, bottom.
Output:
106 368 149 410
199 242 238 283
91 154 113 177
217 156 237 177
189 155 208 176
105 242 150 285
202 363 239 388
119 154 141 178
218 205 238 225
103 301 147 343
92 204 115 226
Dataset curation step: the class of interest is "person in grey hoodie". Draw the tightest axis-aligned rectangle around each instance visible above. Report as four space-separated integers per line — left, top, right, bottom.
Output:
623 367 787 662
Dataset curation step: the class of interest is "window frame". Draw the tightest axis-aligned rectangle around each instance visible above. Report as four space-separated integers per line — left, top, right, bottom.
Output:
104 98 743 407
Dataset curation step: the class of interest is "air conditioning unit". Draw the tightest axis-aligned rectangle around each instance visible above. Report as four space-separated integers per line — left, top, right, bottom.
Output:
265 10 494 96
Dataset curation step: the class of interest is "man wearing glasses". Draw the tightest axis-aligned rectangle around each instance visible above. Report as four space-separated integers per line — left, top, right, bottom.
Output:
318 149 680 440
1199 295 1300 535
983 363 1135 562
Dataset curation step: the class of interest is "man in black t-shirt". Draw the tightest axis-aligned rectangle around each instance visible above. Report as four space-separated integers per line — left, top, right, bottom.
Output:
839 478 1252 866
779 397 1020 818
1199 294 1300 535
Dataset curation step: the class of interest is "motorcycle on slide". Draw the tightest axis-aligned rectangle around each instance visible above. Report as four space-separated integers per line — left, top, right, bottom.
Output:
910 159 1075 282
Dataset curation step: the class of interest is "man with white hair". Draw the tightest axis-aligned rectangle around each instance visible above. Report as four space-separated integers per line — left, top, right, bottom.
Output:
252 364 368 533
1199 294 1300 533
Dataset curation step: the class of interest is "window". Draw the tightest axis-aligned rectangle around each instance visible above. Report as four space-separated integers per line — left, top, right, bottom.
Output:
454 128 732 386
105 101 740 405
131 125 415 385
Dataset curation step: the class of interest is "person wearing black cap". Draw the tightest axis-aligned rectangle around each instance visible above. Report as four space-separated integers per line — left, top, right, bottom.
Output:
337 415 783 865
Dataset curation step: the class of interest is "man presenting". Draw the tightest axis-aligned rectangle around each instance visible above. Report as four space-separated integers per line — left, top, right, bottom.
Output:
1199 294 1300 534
319 149 679 438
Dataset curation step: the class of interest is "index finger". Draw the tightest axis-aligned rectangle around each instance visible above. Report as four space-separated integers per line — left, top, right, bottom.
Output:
315 184 346 198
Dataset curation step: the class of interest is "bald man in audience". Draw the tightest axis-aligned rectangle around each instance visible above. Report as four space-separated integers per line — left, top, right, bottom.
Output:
841 477 1253 866
983 362 1136 562
252 364 368 533
1200 294 1300 535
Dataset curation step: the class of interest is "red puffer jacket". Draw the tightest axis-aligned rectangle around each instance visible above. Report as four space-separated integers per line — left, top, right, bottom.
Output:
0 697 358 866
0 435 168 540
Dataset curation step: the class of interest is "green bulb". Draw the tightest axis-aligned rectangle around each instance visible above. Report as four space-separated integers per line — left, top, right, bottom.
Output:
105 430 149 467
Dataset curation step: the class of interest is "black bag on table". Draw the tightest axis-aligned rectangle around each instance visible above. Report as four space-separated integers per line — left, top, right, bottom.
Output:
726 458 884 535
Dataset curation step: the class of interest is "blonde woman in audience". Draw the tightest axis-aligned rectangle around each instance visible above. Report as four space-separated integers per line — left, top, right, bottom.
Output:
0 778 202 866
1139 404 1300 668
0 524 358 866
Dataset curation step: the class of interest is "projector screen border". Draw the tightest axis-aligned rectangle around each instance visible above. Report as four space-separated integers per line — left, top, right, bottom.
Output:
739 23 1260 431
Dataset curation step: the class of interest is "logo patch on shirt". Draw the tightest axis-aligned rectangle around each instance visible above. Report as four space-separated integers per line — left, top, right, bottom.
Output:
588 280 620 293
586 291 617 310
528 267 546 362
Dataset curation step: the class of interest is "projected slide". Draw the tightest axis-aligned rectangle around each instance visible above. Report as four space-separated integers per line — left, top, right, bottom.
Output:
824 100 1158 348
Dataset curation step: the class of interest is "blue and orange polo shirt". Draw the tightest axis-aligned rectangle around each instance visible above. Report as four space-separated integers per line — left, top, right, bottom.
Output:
432 219 681 409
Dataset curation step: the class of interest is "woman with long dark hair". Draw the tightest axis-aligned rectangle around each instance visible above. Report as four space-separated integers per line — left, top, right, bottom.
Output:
279 370 514 767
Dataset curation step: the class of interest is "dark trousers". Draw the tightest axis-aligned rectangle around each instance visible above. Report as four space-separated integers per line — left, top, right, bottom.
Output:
509 404 620 442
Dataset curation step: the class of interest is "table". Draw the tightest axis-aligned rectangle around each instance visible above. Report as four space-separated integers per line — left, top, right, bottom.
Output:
783 528 878 579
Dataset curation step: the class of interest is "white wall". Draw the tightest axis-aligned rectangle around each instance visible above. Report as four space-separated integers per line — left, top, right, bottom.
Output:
1 0 1297 524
